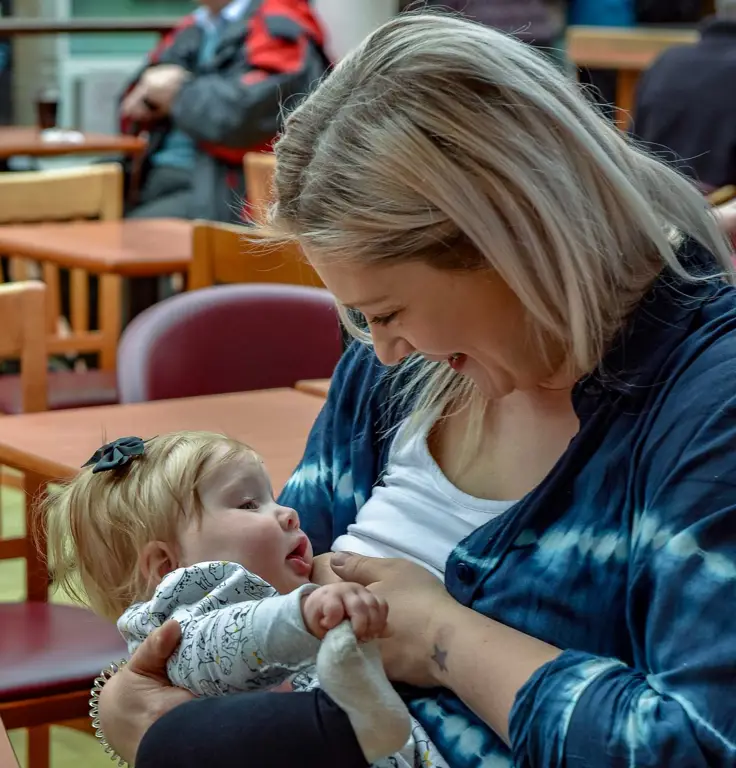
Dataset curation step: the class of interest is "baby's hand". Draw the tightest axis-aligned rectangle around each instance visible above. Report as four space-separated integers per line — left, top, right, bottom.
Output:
302 582 388 641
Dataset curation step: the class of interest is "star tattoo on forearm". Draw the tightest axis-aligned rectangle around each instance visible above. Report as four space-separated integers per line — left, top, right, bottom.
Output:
431 644 448 673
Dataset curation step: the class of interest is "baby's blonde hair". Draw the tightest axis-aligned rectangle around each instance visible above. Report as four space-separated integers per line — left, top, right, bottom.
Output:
43 431 254 622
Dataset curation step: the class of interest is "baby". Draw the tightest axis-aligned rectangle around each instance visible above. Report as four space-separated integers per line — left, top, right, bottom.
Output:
44 431 414 766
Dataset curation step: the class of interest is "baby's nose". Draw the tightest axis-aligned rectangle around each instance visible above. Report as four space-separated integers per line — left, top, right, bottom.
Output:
278 506 299 530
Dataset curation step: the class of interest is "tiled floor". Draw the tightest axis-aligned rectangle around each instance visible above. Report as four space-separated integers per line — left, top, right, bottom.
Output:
1 485 110 768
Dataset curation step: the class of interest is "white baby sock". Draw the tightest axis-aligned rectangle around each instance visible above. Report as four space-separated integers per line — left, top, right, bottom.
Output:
316 622 412 763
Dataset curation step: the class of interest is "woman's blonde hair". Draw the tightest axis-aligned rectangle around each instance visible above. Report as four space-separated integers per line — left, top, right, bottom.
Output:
265 11 734 424
43 431 254 622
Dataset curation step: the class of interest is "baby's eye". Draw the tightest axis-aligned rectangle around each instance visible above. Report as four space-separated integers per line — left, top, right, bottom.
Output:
238 499 259 511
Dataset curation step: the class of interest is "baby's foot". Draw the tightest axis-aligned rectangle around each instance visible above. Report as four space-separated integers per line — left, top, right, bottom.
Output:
317 622 412 763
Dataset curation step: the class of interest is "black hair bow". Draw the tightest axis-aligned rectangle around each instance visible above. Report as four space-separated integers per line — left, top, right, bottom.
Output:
82 436 146 474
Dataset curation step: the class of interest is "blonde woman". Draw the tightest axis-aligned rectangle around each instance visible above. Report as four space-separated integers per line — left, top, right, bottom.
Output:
96 13 736 768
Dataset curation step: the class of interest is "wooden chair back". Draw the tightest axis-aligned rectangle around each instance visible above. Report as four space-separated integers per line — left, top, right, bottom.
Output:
0 164 123 370
707 185 736 207
0 281 47 413
244 152 276 224
189 221 323 290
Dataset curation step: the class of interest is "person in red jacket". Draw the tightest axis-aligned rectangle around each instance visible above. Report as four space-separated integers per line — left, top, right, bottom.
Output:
121 0 329 223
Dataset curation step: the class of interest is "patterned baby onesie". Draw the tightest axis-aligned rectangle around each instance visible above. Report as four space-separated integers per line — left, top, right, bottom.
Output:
118 561 448 768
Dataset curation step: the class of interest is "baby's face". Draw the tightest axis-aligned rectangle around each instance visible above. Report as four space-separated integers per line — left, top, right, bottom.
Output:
178 448 314 594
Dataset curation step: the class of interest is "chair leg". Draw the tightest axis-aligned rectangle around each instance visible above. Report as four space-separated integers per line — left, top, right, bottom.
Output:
24 472 49 603
27 725 50 768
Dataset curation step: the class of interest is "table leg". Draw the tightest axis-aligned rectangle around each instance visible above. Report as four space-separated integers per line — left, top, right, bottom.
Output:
615 69 640 131
99 274 122 371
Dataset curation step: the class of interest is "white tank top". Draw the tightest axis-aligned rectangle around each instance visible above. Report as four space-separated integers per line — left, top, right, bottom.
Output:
332 416 517 579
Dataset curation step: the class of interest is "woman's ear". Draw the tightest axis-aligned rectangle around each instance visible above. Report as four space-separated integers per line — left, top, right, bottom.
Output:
139 541 179 585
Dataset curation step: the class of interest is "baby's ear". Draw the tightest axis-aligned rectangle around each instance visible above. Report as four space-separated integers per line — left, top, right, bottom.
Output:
139 541 178 584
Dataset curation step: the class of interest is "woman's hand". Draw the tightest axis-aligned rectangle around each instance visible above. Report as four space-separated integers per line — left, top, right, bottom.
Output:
333 553 562 745
98 621 194 765
310 552 344 585
331 553 459 687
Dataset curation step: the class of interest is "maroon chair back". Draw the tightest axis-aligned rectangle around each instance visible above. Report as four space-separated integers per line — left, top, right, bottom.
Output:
117 284 343 403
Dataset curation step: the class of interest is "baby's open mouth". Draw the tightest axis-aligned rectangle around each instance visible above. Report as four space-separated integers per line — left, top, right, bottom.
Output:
287 537 308 561
286 535 311 577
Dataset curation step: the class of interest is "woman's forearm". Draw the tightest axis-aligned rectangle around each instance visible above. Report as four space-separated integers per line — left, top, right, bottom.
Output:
429 602 561 744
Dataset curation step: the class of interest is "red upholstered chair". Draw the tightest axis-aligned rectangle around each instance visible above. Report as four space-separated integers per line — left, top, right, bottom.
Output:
0 494 127 768
117 283 343 403
0 369 118 414
0 286 127 768
0 603 127 768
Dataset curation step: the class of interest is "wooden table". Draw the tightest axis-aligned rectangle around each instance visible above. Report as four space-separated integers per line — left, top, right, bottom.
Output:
567 26 699 126
0 18 178 36
0 389 321 491
295 379 330 398
0 716 18 768
0 389 323 601
0 218 192 278
0 127 146 160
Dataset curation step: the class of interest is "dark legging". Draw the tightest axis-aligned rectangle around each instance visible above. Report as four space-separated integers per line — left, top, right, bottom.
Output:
136 689 369 768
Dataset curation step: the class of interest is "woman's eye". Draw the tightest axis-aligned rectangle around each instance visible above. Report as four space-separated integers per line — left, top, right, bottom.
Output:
369 312 397 327
238 499 259 511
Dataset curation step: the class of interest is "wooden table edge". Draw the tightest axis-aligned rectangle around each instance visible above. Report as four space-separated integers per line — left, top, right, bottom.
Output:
0 131 148 160
0 18 178 35
0 389 319 481
0 144 147 159
0 223 192 277
0 443 73 482
0 245 188 276
294 380 330 399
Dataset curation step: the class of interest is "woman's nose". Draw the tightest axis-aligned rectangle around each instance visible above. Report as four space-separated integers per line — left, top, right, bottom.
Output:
371 329 414 367
277 506 299 530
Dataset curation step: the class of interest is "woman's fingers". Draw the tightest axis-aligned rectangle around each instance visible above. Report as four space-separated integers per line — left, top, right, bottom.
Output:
330 552 398 585
128 620 182 682
344 589 370 638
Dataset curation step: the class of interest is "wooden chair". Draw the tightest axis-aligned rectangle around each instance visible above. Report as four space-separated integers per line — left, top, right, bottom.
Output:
0 280 126 768
189 221 323 290
707 185 736 207
0 282 47 413
244 152 276 224
0 164 123 394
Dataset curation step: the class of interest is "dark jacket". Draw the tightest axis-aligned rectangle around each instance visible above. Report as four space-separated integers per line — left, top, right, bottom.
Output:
630 18 736 191
121 0 329 222
421 0 566 47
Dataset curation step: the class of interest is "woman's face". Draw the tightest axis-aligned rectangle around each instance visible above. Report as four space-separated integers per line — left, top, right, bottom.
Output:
308 255 558 399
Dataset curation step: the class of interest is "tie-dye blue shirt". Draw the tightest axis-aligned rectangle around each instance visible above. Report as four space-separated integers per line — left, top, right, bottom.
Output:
279 249 736 768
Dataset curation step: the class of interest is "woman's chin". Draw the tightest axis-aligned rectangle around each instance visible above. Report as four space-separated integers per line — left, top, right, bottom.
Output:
463 361 513 400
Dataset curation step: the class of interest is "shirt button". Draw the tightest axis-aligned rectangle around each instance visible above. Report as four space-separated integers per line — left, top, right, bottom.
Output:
455 561 474 584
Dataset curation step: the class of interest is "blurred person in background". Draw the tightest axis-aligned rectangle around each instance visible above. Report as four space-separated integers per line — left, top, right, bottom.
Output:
417 0 568 61
630 0 736 192
121 0 329 223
